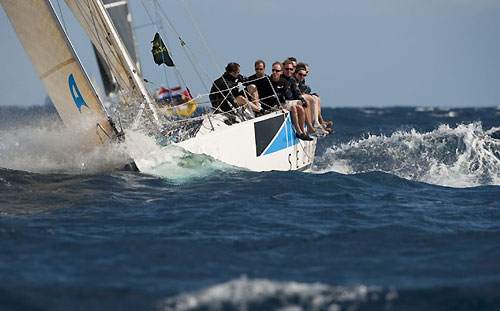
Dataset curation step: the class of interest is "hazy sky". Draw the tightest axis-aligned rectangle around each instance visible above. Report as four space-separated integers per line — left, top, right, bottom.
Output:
1 0 499 108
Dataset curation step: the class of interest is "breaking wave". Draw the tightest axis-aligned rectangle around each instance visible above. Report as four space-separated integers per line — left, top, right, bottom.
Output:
315 123 500 188
157 276 396 311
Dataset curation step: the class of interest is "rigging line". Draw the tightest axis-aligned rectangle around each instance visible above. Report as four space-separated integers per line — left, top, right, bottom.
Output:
176 0 237 100
134 22 155 30
55 0 68 34
180 48 210 92
179 0 223 77
153 1 172 91
146 0 190 91
141 0 208 92
151 1 231 101
150 0 216 93
142 0 173 103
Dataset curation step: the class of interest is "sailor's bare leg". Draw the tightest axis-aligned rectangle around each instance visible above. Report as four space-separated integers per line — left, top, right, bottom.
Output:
246 84 261 111
303 94 319 126
236 96 258 115
289 105 302 134
315 95 324 124
295 104 306 134
314 95 332 126
302 97 315 133
236 94 260 113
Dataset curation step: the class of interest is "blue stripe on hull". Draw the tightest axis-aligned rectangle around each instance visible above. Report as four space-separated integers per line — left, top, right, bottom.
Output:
263 115 299 156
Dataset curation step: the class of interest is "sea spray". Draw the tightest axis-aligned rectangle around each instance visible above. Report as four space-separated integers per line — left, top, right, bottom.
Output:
315 122 500 188
0 118 130 174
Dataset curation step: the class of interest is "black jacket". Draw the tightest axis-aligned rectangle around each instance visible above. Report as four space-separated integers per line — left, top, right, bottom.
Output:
245 74 270 92
281 75 304 102
260 76 287 110
209 72 246 113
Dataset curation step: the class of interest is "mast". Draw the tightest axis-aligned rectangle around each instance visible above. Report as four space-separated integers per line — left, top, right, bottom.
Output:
0 0 117 144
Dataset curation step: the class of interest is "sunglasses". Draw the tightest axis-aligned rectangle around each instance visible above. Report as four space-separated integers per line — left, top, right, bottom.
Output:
284 68 294 71
298 73 307 77
272 69 282 73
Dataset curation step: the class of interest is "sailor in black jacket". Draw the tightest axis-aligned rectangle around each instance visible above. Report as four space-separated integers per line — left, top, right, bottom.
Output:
262 74 287 110
259 64 287 111
209 62 261 115
245 60 268 110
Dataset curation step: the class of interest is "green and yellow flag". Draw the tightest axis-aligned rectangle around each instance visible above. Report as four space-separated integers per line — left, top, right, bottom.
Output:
151 33 174 67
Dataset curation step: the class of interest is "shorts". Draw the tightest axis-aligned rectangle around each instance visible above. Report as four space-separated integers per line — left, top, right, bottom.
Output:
282 100 301 111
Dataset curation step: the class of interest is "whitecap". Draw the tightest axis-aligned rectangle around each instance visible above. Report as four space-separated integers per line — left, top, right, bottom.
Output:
156 276 392 311
313 122 500 188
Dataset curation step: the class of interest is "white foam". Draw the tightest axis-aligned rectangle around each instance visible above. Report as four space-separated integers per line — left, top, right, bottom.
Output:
124 130 235 183
157 276 391 311
314 123 500 188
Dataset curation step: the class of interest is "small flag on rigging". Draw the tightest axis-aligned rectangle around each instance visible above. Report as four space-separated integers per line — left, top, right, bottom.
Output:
151 33 174 67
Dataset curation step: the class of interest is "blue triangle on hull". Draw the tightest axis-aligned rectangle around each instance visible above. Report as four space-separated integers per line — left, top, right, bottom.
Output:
263 116 299 156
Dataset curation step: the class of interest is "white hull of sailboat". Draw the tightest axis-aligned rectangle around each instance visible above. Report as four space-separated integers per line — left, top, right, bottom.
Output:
176 111 317 172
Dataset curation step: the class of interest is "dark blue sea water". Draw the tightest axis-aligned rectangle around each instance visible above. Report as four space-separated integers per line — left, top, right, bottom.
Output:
1 105 500 311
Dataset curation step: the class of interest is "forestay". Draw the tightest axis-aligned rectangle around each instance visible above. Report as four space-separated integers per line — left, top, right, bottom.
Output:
0 0 116 144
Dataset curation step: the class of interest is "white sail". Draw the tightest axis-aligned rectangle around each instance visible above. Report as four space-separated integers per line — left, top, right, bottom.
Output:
0 0 116 144
64 0 160 124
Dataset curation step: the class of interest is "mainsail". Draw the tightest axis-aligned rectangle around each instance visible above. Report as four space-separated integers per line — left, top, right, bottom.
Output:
0 0 116 144
92 0 140 96
64 0 160 124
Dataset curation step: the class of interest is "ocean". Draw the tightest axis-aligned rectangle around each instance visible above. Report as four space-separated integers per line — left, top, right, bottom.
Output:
1 105 500 311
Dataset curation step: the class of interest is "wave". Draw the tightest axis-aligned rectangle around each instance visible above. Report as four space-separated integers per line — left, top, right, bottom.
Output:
314 123 500 188
157 276 395 311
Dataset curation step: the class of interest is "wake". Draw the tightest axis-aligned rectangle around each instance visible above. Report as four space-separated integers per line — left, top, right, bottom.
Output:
315 123 500 188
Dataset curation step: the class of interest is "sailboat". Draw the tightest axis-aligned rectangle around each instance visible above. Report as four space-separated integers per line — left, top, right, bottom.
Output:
1 0 317 172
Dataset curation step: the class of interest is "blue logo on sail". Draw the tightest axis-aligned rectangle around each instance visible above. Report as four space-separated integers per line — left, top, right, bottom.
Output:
68 73 89 112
